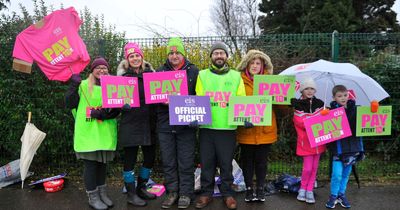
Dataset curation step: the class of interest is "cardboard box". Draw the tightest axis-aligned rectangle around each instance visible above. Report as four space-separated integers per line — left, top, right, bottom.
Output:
12 58 32 74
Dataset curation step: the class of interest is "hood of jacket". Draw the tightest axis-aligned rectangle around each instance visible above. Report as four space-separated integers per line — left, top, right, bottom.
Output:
117 59 154 76
236 49 273 75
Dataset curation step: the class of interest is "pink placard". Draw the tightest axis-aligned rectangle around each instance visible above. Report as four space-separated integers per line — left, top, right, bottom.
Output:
143 70 188 104
304 107 352 148
147 184 165 197
100 75 140 108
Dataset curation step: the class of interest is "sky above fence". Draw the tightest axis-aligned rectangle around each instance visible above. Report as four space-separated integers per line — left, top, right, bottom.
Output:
3 0 400 38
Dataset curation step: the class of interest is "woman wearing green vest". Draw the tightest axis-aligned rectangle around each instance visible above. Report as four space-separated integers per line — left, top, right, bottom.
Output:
66 57 119 210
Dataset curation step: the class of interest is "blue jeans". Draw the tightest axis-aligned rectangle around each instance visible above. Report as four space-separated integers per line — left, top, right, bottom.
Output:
330 160 352 196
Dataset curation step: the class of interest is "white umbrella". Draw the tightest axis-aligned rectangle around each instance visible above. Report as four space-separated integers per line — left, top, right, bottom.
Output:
279 59 390 106
20 112 46 188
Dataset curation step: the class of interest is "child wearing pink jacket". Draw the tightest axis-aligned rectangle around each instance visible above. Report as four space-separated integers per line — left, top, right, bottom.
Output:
291 78 326 204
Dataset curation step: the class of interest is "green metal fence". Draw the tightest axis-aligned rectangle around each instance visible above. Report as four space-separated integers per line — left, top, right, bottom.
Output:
1 32 399 181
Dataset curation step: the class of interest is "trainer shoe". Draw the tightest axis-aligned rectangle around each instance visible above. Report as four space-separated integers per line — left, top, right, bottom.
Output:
161 192 178 209
325 195 337 209
255 187 265 202
305 191 315 204
337 193 351 208
297 189 306 201
177 195 191 209
244 187 255 202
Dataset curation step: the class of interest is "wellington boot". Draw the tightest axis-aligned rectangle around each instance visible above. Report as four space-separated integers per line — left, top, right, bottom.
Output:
125 182 147 206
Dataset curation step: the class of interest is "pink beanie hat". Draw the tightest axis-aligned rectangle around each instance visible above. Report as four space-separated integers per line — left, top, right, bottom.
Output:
124 42 143 60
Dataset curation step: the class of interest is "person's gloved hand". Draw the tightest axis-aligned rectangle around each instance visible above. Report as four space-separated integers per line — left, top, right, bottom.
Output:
189 120 199 128
90 108 105 120
244 121 254 129
70 74 82 87
290 98 297 106
290 98 302 110
122 103 131 111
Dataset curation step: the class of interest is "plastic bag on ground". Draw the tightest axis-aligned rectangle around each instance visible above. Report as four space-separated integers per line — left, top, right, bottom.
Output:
0 159 33 188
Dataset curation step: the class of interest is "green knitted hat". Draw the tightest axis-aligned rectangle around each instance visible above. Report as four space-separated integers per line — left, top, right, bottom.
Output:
166 37 185 56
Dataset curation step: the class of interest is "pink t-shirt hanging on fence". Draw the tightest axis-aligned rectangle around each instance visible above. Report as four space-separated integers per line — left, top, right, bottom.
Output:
12 7 90 82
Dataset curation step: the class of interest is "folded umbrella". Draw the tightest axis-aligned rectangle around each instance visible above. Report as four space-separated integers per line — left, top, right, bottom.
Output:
20 112 46 188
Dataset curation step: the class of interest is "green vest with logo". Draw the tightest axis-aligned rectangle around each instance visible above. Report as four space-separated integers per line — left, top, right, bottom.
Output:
73 79 117 152
197 69 245 130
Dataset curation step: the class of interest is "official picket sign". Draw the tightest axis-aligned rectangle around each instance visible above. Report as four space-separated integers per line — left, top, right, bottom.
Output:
143 70 188 104
228 96 273 126
168 95 211 125
304 107 352 148
356 106 392 136
100 75 139 108
253 75 295 105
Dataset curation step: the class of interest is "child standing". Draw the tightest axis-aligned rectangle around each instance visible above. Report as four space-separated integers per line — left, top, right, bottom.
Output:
291 78 326 204
325 85 364 209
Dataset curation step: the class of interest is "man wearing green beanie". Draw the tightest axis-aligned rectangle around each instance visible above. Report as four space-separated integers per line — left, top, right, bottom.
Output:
166 37 186 57
156 37 199 209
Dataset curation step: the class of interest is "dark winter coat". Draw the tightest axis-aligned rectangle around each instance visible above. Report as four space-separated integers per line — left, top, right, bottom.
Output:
117 60 157 147
328 100 364 157
291 97 326 156
156 58 199 133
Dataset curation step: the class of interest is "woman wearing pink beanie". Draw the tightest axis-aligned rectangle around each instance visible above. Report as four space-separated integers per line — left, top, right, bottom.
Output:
117 42 157 206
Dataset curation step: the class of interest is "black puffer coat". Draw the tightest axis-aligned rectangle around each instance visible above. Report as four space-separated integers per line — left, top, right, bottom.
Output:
117 60 157 147
156 58 199 133
328 99 364 156
290 96 324 113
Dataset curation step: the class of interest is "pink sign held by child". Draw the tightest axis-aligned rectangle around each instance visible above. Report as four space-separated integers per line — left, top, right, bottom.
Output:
304 107 352 148
100 75 140 108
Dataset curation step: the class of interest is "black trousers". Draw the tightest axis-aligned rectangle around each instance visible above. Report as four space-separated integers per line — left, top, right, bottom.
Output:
123 145 156 171
199 129 237 197
83 160 107 191
158 131 196 196
240 144 271 188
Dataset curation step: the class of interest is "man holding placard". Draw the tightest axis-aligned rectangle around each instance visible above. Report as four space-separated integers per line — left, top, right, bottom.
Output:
195 41 245 210
156 37 199 209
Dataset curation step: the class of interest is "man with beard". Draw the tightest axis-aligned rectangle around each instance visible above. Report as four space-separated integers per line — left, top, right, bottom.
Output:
156 37 199 209
194 41 246 210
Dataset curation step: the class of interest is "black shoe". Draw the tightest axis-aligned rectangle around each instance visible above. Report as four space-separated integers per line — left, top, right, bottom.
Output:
136 178 156 200
244 187 255 202
255 187 265 202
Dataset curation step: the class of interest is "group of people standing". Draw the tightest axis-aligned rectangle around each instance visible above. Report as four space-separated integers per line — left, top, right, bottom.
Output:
65 38 364 210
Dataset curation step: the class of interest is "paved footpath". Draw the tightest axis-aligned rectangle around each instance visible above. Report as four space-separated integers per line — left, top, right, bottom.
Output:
0 181 399 210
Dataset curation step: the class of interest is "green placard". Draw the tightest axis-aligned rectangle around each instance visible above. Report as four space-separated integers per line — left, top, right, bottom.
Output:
356 106 392 136
253 75 295 105
228 96 273 126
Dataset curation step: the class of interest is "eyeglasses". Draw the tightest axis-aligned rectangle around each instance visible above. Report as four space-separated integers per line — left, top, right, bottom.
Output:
212 51 226 56
94 67 108 71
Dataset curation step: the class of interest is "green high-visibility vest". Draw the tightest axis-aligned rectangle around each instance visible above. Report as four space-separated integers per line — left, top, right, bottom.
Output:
73 80 117 152
196 69 246 130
